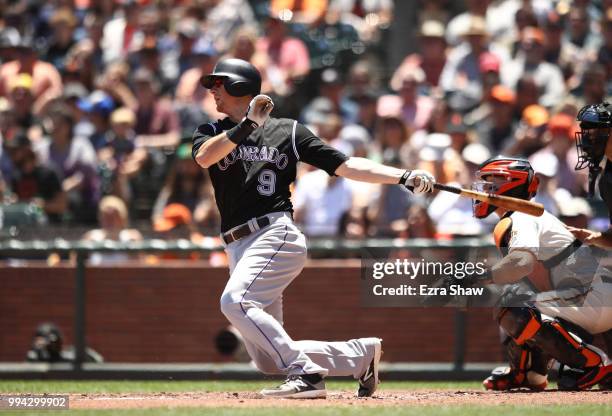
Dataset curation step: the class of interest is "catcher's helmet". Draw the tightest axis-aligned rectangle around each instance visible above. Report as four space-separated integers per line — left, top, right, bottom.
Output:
200 58 261 97
473 156 539 218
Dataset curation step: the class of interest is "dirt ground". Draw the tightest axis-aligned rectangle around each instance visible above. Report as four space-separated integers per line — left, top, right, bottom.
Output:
70 389 611 409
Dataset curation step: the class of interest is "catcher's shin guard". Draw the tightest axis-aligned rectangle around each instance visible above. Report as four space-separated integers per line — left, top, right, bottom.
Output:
498 307 611 390
483 336 549 391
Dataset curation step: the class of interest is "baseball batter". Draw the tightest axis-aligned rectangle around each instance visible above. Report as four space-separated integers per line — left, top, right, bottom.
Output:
191 59 435 399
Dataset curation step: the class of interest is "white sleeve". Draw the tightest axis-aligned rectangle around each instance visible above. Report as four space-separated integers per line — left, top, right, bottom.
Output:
507 214 540 256
293 177 309 210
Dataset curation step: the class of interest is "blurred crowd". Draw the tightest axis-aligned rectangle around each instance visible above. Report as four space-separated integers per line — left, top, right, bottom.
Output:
0 0 610 245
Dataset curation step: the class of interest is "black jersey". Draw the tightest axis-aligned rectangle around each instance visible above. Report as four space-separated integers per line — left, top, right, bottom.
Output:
601 159 612 224
192 117 349 232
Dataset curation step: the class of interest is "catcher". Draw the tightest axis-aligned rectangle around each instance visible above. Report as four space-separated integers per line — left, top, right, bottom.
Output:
469 156 611 391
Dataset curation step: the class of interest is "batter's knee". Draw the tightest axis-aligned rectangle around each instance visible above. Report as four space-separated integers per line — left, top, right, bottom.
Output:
219 292 243 320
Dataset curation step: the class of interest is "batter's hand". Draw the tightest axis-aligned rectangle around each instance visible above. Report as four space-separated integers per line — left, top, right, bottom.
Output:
246 94 274 126
400 170 435 194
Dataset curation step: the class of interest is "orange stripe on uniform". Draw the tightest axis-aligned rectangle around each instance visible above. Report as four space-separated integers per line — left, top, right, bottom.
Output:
515 312 541 345
552 322 602 367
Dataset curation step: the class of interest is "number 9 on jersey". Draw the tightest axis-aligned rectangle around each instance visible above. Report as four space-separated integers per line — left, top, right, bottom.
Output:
257 169 276 196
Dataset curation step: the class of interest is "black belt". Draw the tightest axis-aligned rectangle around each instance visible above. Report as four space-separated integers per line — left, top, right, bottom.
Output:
222 216 271 245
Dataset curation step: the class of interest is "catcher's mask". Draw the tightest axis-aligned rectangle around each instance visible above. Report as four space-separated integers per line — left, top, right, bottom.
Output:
472 156 539 218
575 102 611 196
200 58 261 97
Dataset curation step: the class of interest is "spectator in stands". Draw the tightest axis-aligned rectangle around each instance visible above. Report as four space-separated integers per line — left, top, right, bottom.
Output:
328 0 393 42
391 20 447 89
514 75 541 120
503 27 566 109
5 133 66 222
152 143 212 223
294 166 354 237
473 85 517 153
0 37 63 116
575 64 608 106
560 7 602 85
34 104 100 224
98 107 147 202
530 113 580 194
504 104 549 157
132 68 180 149
302 69 357 124
78 90 116 151
379 66 434 133
175 40 220 120
257 14 310 99
42 8 78 71
204 0 256 52
445 0 492 47
270 0 328 25
101 0 141 64
440 16 509 110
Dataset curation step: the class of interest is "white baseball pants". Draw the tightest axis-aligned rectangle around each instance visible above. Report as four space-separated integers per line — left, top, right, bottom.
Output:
220 212 378 377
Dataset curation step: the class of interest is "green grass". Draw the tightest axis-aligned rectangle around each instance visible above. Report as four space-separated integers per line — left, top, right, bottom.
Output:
1 405 609 416
0 380 482 394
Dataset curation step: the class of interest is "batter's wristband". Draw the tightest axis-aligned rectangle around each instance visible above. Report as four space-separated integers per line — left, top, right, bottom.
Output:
226 118 258 144
399 170 411 185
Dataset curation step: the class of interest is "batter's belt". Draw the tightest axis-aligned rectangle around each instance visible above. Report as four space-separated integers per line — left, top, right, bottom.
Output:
221 215 271 245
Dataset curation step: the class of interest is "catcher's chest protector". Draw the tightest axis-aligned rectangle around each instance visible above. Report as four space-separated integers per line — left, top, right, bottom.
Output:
492 216 553 292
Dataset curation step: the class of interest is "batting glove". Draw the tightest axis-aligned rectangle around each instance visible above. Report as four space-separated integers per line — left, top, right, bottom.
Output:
399 170 436 194
246 94 274 126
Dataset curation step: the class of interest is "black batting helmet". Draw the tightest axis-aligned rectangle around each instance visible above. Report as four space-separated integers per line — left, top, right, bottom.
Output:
200 58 261 97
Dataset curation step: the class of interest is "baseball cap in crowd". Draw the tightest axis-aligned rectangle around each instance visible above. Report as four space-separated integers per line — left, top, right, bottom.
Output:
154 203 192 232
530 152 558 177
110 107 136 126
479 52 500 73
419 133 452 162
50 8 78 28
177 18 201 39
522 104 549 127
78 90 115 116
303 97 335 125
463 15 488 37
419 20 445 38
462 143 491 166
63 82 89 100
547 113 575 139
8 73 33 92
490 85 516 104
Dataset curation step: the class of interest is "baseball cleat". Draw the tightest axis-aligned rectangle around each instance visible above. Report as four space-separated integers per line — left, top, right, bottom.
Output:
260 374 326 399
357 338 383 397
482 366 547 391
558 364 612 391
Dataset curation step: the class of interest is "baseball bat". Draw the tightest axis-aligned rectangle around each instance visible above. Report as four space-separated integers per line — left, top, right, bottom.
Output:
433 183 544 217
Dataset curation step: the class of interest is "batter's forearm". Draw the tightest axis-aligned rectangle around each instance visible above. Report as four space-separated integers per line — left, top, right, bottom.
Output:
194 134 238 169
335 157 405 184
